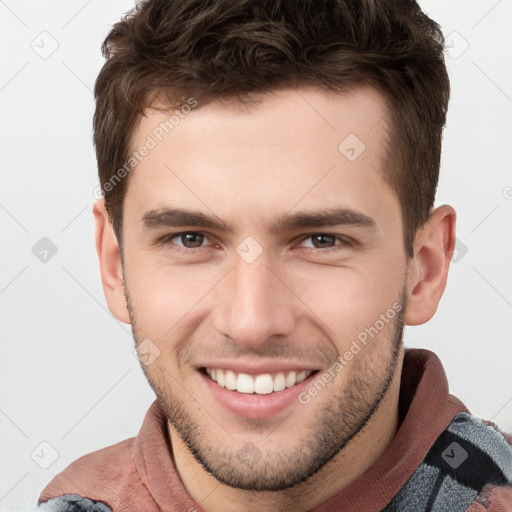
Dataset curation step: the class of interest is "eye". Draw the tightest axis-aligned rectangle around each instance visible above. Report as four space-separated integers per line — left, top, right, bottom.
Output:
298 234 352 250
165 232 210 249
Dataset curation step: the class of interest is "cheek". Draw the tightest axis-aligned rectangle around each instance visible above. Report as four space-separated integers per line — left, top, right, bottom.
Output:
125 256 220 335
288 262 403 345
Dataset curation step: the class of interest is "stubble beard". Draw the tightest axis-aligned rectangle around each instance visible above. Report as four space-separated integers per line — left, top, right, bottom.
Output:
126 286 406 491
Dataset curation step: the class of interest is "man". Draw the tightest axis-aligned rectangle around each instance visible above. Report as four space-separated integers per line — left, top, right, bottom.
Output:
37 0 512 510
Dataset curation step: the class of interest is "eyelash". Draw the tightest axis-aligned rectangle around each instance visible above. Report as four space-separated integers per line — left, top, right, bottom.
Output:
159 232 354 253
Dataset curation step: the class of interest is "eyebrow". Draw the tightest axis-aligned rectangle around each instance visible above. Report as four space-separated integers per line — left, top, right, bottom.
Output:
270 207 376 233
139 207 377 233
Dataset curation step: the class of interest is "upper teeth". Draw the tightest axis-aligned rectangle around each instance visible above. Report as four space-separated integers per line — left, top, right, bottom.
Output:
205 368 312 394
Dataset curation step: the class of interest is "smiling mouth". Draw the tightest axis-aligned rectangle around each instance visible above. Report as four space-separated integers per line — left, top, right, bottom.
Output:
202 368 318 395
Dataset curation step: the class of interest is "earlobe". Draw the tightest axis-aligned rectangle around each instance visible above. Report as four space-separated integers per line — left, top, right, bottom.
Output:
404 205 456 326
92 199 131 324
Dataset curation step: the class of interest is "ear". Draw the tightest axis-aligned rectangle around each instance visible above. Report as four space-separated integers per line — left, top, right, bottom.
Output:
405 205 456 325
93 199 131 324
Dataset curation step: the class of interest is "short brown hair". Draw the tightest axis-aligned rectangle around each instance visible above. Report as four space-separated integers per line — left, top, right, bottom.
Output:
94 0 450 257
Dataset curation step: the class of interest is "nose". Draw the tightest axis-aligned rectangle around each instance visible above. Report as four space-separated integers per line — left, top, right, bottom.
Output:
212 255 297 349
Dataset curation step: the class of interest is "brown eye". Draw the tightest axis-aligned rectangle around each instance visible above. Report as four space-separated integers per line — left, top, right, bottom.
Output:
163 232 208 249
178 232 206 248
310 234 336 248
297 234 353 251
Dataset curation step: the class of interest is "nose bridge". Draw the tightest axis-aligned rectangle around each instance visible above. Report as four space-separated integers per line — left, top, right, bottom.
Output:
213 255 296 346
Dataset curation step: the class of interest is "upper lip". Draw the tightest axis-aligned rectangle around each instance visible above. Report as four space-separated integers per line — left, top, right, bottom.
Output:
197 360 320 375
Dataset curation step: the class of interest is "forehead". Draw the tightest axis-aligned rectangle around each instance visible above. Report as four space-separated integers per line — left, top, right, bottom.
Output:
135 84 390 154
124 85 396 229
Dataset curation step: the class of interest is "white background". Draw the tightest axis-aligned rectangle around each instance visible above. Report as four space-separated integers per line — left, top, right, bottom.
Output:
1 1 511 510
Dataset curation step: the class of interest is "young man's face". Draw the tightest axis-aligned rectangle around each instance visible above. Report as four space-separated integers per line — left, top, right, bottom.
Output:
117 86 410 490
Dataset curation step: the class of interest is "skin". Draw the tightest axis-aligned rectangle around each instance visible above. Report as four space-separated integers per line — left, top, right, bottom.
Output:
93 85 456 511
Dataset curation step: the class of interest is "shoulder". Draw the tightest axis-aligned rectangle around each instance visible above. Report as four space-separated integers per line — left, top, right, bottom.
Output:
36 494 112 512
385 412 512 511
52 436 136 484
38 437 141 507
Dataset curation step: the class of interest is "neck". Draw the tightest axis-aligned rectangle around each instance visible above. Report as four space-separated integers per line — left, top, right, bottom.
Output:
169 363 402 512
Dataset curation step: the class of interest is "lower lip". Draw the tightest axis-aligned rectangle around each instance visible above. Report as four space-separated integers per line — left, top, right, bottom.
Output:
200 371 317 419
